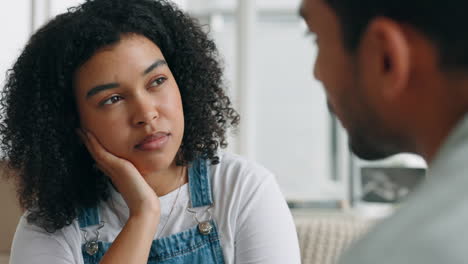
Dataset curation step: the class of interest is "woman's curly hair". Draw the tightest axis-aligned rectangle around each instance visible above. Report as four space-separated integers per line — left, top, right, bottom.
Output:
0 0 239 232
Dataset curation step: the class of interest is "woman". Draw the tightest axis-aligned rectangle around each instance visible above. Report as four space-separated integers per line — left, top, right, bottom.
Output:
4 0 301 263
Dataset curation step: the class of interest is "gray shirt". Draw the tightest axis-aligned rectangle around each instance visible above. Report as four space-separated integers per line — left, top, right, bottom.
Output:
339 114 468 263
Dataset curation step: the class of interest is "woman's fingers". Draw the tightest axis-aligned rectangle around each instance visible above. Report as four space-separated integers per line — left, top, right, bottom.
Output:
76 128 160 217
77 128 124 181
78 128 116 165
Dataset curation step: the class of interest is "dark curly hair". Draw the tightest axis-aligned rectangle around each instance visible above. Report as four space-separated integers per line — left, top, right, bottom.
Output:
0 0 239 232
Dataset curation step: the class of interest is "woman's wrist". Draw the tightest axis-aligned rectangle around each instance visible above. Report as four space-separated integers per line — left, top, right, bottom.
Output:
129 201 161 223
127 209 160 232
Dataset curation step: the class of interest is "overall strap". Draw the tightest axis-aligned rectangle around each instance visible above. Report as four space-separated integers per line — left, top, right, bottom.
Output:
188 159 213 208
78 206 101 228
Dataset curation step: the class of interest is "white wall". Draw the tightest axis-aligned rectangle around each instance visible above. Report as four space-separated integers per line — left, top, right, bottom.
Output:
50 0 85 17
0 1 30 87
199 11 344 201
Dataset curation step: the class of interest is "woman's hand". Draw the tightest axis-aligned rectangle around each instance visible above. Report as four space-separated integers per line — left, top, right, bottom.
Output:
77 129 160 219
78 129 160 264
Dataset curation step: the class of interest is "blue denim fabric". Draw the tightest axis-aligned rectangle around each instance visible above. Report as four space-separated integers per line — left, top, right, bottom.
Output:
188 158 213 208
78 207 100 229
79 159 225 264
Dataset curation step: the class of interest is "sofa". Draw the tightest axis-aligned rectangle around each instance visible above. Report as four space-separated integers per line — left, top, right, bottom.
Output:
294 210 373 263
0 177 22 264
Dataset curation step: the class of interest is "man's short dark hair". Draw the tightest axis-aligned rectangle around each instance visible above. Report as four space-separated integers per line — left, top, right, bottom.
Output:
325 0 468 70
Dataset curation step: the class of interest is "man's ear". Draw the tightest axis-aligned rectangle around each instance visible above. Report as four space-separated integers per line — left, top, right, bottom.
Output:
359 17 411 101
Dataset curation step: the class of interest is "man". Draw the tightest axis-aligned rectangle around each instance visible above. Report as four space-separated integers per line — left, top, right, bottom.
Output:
299 0 468 263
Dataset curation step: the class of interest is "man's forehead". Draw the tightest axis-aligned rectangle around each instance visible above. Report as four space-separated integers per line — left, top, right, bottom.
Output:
300 0 320 21
300 0 320 32
299 0 310 19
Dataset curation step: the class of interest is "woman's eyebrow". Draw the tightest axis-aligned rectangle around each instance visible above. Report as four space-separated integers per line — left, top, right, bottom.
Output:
86 83 119 99
143 59 167 75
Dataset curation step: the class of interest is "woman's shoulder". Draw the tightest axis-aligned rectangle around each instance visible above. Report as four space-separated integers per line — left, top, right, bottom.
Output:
10 212 81 263
15 211 80 235
14 211 81 243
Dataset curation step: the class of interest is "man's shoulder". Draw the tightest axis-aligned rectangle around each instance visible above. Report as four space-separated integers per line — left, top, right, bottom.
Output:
340 185 468 263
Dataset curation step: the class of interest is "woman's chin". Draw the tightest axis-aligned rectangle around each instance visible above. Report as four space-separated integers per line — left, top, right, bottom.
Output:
134 160 176 177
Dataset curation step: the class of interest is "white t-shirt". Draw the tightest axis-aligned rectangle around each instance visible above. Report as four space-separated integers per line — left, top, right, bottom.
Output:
10 152 301 264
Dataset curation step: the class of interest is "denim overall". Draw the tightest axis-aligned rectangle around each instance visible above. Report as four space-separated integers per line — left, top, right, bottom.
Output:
78 159 225 264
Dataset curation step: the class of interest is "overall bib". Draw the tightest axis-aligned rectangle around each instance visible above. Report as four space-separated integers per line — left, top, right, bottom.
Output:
78 159 225 264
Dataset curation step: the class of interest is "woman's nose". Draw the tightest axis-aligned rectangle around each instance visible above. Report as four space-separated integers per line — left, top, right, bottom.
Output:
132 98 159 127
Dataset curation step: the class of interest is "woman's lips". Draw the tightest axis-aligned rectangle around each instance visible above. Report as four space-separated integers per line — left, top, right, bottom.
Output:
135 132 170 151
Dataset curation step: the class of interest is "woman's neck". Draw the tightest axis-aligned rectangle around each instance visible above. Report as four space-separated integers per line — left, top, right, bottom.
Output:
143 164 187 197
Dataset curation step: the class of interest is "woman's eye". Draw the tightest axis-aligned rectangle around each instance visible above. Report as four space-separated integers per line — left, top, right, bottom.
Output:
101 95 123 105
150 77 167 87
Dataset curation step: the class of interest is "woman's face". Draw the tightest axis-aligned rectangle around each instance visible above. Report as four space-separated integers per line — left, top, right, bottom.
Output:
74 34 184 175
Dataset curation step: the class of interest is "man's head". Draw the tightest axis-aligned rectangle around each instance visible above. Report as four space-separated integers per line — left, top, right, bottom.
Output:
300 0 468 160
